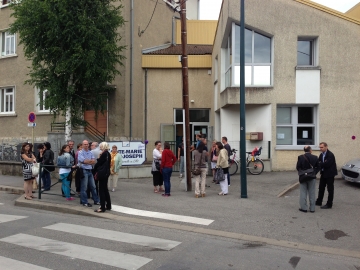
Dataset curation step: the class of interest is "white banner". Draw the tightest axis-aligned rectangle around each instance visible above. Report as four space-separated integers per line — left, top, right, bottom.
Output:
106 141 146 166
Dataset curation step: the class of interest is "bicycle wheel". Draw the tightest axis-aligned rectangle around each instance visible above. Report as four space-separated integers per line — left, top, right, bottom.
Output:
228 161 238 175
247 159 264 175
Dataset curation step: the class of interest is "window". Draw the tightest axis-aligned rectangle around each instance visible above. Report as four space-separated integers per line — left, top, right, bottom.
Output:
0 87 15 113
297 38 316 66
36 88 50 112
233 24 272 86
276 106 317 146
1 31 16 57
175 109 210 122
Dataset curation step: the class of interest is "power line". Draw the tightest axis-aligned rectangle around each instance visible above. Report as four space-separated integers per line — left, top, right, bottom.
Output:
138 0 159 37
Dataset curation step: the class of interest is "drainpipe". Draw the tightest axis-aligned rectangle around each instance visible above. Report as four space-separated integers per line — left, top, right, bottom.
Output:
144 69 148 143
130 0 134 140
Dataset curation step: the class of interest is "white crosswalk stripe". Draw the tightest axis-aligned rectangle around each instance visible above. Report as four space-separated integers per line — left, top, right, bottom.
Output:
111 204 214 225
44 223 181 250
0 233 152 270
0 214 27 224
0 255 52 270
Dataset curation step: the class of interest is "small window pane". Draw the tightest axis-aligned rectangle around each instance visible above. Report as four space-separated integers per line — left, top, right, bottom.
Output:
234 26 253 63
276 127 292 145
253 66 271 85
297 40 313 65
234 65 252 86
190 110 209 122
298 107 313 123
254 32 271 63
277 107 291 124
175 109 183 122
297 127 314 145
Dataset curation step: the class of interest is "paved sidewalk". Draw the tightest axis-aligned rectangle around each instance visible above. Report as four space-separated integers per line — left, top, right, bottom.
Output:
1 171 360 259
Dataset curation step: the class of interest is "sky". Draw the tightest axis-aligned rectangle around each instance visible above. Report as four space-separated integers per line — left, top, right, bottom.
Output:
199 0 360 20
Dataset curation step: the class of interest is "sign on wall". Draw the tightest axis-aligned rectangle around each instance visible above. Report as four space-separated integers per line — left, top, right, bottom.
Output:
106 141 146 166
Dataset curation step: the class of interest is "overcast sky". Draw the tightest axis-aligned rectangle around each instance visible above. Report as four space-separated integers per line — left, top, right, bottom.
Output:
199 0 360 20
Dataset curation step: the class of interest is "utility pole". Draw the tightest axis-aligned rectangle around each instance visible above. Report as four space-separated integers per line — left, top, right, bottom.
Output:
240 0 247 198
180 1 192 191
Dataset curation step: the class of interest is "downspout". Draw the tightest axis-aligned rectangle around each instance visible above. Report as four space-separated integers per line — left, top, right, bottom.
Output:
144 68 148 140
130 0 134 139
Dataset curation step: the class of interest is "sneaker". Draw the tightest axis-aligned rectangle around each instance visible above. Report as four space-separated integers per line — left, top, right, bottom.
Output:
161 193 170 197
179 174 183 178
66 197 75 201
111 188 115 192
228 185 230 187
94 202 100 205
83 203 92 207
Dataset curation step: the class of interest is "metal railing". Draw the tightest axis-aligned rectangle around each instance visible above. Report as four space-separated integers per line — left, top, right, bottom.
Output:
50 122 105 142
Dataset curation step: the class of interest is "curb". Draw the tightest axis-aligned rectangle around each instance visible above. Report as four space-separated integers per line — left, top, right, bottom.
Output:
277 181 299 197
0 185 24 195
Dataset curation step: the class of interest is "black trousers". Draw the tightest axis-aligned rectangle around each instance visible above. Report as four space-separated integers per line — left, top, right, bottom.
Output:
98 178 111 211
316 175 334 207
152 171 163 186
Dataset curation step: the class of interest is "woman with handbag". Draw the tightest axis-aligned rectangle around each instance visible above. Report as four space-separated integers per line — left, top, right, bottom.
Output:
216 142 229 195
161 142 177 197
211 140 219 183
108 145 122 192
57 145 76 201
20 143 36 200
94 142 111 213
193 142 208 198
152 141 164 193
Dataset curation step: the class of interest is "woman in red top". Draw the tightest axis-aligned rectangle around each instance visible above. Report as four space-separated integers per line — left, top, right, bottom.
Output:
161 142 177 197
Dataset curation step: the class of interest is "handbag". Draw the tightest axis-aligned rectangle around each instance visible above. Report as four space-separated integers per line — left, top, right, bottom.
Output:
154 159 161 171
214 167 225 182
192 152 203 176
298 155 316 183
32 162 39 177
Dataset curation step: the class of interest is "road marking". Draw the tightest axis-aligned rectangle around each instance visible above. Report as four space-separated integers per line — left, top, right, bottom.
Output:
0 203 4 205
0 255 52 270
0 214 27 224
0 234 152 270
44 223 181 250
111 204 214 225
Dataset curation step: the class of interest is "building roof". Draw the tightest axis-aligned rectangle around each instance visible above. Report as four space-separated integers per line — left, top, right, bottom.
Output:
143 44 213 55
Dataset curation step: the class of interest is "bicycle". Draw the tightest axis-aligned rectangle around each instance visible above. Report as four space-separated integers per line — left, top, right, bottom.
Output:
228 147 264 175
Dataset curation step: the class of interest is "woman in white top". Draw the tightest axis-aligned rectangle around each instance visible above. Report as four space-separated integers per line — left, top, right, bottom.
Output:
152 141 164 193
57 145 75 201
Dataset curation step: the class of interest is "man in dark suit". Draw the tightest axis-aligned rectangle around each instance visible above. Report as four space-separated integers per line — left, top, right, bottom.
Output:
316 142 338 209
296 145 319 213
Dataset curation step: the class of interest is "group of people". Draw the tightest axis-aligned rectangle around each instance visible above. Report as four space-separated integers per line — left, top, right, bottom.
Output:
296 142 337 213
152 135 233 198
20 140 123 213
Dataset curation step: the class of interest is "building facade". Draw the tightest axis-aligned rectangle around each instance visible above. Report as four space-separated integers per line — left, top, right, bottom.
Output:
212 0 360 170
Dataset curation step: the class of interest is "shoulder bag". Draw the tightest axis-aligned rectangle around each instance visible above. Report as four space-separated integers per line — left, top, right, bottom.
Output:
31 162 40 177
192 152 203 176
298 155 316 183
214 166 225 182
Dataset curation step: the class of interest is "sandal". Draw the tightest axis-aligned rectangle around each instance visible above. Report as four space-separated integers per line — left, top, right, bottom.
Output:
159 188 165 192
154 189 159 193
24 196 32 200
94 208 105 213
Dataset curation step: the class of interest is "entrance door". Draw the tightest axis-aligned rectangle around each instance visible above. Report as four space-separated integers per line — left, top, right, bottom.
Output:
84 111 107 135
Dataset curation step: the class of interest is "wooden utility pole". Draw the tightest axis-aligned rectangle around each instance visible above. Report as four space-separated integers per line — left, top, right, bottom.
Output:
180 1 191 191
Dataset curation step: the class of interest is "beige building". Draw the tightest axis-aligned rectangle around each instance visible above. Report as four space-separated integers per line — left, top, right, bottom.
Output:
213 0 360 170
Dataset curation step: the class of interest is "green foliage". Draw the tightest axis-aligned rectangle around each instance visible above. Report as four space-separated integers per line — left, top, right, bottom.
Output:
9 0 126 126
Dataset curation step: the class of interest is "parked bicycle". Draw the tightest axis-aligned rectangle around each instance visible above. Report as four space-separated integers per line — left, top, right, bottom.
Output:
228 147 264 175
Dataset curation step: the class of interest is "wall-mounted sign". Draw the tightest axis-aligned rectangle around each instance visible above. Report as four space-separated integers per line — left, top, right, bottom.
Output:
106 141 146 166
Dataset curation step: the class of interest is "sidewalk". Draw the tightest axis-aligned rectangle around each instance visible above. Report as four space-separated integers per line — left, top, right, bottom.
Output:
1 171 360 259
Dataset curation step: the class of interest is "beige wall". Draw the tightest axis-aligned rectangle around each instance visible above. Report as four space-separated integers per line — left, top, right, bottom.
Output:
213 0 360 170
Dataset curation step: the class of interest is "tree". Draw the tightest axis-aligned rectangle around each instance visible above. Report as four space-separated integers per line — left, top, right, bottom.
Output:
9 0 126 141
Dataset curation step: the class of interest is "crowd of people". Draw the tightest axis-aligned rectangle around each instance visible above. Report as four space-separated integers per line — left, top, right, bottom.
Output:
20 140 123 213
152 135 233 197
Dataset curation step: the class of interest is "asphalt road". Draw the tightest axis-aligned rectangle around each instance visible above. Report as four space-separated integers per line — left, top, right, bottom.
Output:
1 191 360 270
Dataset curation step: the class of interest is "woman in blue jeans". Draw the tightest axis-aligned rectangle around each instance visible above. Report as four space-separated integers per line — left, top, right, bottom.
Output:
161 142 177 197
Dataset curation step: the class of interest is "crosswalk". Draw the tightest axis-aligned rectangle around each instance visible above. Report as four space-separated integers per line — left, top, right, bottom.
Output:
0 215 182 270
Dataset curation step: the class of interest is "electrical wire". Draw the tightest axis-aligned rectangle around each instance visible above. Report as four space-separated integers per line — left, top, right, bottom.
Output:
138 0 159 36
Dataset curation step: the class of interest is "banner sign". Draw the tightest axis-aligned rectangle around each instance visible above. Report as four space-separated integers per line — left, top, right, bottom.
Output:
106 141 146 166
